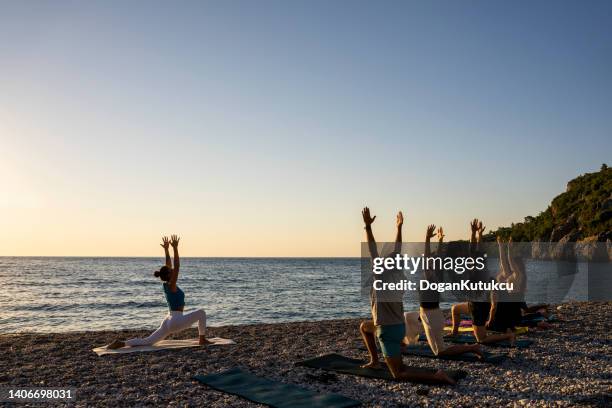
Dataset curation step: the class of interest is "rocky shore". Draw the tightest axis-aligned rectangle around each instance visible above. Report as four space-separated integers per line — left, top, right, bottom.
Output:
1 302 610 407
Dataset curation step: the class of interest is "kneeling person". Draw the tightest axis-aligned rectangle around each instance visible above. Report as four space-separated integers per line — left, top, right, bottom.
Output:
359 208 455 384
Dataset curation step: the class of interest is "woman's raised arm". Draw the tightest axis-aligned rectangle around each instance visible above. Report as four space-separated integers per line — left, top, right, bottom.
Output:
507 238 526 291
497 236 510 280
394 211 403 254
160 236 171 268
169 234 180 286
469 218 479 253
362 207 379 259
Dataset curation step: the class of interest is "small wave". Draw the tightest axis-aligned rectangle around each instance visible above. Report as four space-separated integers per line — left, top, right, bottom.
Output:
10 300 164 312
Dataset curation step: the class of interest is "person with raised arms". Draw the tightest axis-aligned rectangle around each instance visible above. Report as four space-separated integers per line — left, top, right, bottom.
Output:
406 224 484 359
485 236 524 332
359 207 456 385
106 235 210 349
488 237 551 331
449 220 516 345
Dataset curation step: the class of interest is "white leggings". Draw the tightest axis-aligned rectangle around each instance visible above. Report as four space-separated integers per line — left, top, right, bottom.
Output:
126 309 206 347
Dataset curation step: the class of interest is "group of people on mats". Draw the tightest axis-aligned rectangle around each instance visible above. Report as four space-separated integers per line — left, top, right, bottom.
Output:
104 211 548 386
359 207 549 385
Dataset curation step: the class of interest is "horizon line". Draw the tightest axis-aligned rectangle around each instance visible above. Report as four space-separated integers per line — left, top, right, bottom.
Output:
0 255 362 259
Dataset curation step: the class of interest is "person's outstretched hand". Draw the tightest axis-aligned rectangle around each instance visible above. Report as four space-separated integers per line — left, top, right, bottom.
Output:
396 211 404 227
160 236 170 249
170 234 180 248
426 224 436 240
437 227 445 242
362 207 376 227
470 218 479 233
478 221 486 235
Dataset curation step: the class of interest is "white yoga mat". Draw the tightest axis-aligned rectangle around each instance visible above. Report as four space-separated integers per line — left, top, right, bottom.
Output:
93 337 235 356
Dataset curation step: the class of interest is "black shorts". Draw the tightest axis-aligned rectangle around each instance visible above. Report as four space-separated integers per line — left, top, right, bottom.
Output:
489 302 522 331
469 301 490 326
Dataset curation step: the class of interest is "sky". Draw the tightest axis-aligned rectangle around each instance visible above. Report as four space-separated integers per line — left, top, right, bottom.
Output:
1 1 611 256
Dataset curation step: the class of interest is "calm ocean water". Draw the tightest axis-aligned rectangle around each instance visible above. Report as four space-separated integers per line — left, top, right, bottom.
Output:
0 257 590 333
0 257 370 333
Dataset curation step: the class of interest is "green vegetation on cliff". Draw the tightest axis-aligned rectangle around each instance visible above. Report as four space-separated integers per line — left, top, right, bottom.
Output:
488 164 612 242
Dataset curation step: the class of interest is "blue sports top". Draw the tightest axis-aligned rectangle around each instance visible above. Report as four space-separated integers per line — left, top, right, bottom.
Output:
163 283 185 310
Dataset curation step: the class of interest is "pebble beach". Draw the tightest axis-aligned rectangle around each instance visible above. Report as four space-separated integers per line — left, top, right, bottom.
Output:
1 301 610 407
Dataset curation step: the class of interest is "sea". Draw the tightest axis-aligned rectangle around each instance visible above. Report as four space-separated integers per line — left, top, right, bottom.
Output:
0 257 592 333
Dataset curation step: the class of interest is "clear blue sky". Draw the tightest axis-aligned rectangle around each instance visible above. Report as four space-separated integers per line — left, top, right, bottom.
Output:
1 1 610 256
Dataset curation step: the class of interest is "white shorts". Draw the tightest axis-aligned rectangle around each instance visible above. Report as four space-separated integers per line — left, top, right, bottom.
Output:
125 309 206 347
419 307 447 355
403 310 423 345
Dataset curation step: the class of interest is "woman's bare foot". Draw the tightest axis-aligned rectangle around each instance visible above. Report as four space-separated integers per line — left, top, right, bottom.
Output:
361 360 381 369
434 369 456 385
106 340 125 350
199 335 212 345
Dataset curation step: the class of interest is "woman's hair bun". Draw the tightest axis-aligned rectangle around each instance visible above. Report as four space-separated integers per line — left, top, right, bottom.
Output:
154 270 161 277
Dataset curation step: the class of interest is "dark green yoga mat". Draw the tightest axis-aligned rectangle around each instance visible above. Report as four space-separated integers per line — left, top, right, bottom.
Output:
402 344 507 364
296 353 467 384
422 334 533 348
193 368 360 408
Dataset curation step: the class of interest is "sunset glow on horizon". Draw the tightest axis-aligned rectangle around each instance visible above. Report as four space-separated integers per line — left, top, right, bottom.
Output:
1 1 610 256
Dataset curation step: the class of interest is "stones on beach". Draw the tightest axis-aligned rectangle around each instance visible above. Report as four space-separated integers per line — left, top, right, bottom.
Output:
0 303 610 406
304 372 338 384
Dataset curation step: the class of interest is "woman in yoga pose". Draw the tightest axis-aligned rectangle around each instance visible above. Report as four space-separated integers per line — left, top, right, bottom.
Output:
359 208 456 385
486 236 525 332
450 220 515 345
405 224 484 359
488 237 551 331
106 235 209 349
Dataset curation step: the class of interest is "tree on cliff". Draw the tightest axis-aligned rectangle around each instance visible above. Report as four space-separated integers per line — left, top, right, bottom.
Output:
486 165 612 242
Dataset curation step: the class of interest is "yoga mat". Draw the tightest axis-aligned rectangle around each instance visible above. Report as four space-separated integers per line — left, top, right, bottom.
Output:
296 353 467 384
402 344 507 364
423 334 533 348
93 337 235 356
445 319 474 327
193 368 360 408
519 314 556 326
443 326 529 335
521 315 546 323
448 314 554 328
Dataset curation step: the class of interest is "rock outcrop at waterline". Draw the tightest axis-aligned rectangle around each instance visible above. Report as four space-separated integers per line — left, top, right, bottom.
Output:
529 239 611 262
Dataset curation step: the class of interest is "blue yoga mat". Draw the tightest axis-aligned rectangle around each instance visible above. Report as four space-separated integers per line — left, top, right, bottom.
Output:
403 344 507 364
193 368 360 408
297 353 467 383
